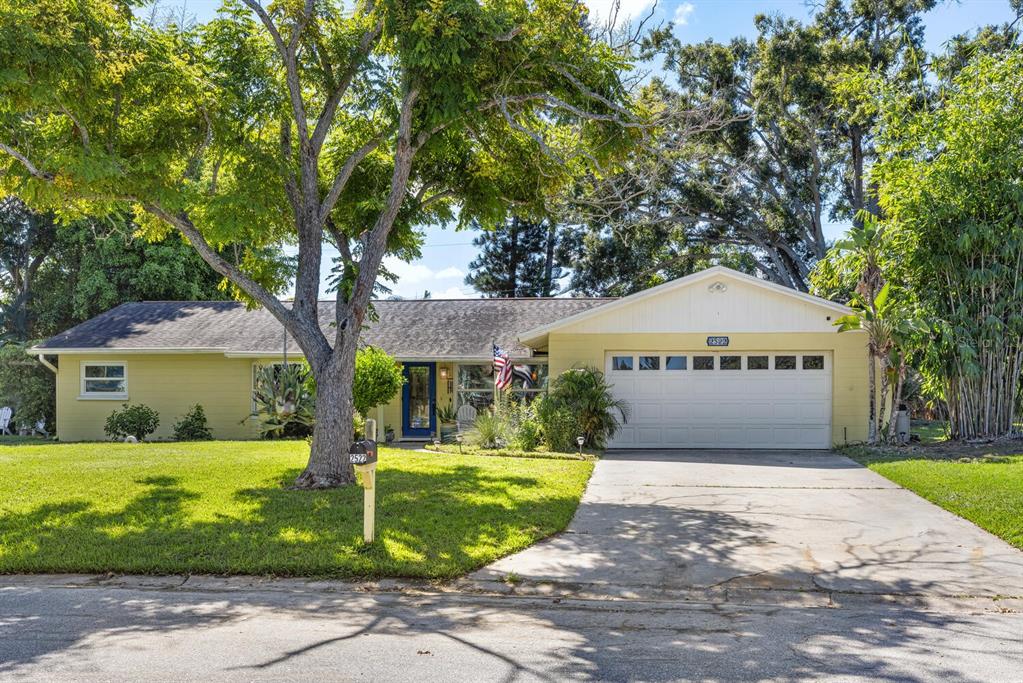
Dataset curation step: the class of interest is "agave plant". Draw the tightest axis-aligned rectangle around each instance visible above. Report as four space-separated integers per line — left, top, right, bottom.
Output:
252 363 315 438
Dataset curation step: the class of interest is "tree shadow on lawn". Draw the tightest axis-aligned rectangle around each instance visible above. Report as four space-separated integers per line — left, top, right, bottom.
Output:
1 505 1018 682
0 464 581 579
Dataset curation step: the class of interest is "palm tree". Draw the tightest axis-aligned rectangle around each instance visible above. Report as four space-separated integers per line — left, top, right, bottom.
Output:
833 212 887 443
548 367 630 448
836 282 923 443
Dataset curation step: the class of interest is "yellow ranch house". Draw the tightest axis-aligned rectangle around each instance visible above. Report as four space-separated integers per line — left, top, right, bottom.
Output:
30 266 869 448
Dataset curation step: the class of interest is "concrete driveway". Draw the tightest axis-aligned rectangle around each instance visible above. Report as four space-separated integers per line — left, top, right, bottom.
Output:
471 450 1023 602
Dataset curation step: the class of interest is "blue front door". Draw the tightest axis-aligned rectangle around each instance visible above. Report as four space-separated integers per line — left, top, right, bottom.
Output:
402 362 436 439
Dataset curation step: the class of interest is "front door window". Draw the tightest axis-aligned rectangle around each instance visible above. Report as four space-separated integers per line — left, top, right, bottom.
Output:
402 363 436 438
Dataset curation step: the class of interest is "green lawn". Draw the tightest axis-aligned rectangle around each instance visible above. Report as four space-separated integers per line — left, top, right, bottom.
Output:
0 441 593 578
850 449 1023 550
911 419 949 444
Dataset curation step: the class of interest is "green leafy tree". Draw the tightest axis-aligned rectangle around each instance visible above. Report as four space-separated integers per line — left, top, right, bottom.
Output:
352 345 403 417
0 197 58 341
568 0 934 292
0 0 636 487
465 215 565 297
870 48 1023 439
0 197 278 341
0 341 54 429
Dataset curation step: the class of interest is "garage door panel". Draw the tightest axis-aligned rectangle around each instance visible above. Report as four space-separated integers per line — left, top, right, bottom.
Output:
633 401 663 421
662 403 691 420
607 351 832 449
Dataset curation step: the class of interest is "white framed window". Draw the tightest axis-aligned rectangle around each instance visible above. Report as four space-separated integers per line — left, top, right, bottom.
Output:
79 361 127 399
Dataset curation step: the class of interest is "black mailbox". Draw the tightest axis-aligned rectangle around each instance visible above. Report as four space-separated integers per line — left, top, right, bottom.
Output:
349 439 378 466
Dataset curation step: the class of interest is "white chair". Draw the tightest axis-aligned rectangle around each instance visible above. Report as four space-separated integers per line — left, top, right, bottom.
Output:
0 407 12 436
455 403 477 434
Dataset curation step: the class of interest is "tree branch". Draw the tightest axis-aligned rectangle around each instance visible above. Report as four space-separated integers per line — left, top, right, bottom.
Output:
318 134 384 223
0 143 54 181
342 85 419 344
144 202 296 328
309 16 383 156
242 0 309 143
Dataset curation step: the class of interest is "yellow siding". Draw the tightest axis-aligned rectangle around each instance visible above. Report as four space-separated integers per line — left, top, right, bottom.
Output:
55 354 262 441
547 332 869 446
56 355 457 443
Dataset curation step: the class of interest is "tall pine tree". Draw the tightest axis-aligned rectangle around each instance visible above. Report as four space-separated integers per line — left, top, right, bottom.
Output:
465 216 565 297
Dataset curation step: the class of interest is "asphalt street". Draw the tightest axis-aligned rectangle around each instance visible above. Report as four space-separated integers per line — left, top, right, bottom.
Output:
0 576 1020 682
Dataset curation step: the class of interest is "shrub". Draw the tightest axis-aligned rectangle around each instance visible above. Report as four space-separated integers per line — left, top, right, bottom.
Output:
172 404 213 441
507 399 543 451
253 363 315 438
534 394 579 452
544 366 630 449
105 403 160 441
353 346 404 416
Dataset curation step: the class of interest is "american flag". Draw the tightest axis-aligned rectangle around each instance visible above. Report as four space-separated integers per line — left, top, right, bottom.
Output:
493 343 513 390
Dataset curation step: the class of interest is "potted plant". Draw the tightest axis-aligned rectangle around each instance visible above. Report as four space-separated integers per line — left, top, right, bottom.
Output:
384 424 395 443
436 403 458 443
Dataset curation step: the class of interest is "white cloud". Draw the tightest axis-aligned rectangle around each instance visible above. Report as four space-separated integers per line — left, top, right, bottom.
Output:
435 266 465 279
673 2 694 26
382 257 473 299
585 0 656 23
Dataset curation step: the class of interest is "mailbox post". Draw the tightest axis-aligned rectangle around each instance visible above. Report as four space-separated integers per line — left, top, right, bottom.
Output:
351 419 379 543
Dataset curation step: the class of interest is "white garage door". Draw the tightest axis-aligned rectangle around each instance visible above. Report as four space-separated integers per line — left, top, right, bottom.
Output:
605 351 832 449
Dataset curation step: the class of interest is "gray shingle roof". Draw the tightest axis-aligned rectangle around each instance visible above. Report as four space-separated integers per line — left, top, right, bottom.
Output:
34 298 615 359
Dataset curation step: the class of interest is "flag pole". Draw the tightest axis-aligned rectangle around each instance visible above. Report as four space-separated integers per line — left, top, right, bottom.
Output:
492 337 498 414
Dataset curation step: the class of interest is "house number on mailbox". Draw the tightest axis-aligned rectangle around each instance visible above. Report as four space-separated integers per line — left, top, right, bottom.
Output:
707 336 729 347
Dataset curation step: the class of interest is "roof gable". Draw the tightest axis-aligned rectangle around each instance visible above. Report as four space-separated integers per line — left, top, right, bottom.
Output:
519 266 850 344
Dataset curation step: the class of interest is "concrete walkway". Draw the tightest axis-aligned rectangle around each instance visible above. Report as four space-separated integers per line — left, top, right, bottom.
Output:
471 450 1023 602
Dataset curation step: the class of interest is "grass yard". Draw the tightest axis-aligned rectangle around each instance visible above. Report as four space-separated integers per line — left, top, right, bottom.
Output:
849 448 1023 550
911 419 949 444
0 441 593 578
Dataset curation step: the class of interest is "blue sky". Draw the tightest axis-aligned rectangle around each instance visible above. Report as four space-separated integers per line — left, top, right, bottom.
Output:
160 0 1019 298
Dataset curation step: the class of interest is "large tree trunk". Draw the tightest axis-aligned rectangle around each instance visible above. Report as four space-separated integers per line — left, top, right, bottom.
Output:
293 334 359 489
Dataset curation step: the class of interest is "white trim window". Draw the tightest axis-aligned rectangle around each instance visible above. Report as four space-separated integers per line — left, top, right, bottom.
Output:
80 361 127 399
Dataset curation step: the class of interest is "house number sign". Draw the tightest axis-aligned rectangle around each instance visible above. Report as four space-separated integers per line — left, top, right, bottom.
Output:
707 336 730 347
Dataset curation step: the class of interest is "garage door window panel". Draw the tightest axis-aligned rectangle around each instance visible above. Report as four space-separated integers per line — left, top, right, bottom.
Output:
774 355 796 370
748 356 769 370
612 356 633 371
665 356 687 370
694 356 714 370
639 356 660 371
720 356 741 370
802 355 825 370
